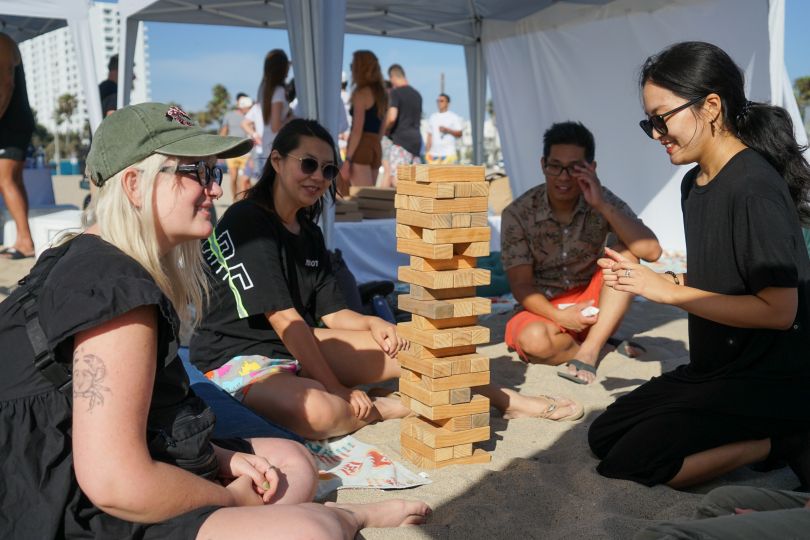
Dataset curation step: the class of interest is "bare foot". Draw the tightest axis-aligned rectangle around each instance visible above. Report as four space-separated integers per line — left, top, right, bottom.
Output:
372 395 410 421
325 499 432 529
501 388 583 421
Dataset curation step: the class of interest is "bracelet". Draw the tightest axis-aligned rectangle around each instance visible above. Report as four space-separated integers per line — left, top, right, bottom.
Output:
664 270 680 286
346 156 352 163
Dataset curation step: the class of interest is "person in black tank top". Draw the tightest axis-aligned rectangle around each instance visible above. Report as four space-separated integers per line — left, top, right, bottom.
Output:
339 50 387 193
0 32 36 259
588 42 810 491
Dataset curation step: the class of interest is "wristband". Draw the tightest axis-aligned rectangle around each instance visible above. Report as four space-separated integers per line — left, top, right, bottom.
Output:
346 156 353 163
664 270 680 285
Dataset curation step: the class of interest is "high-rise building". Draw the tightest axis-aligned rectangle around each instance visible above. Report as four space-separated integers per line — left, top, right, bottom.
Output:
18 1 150 134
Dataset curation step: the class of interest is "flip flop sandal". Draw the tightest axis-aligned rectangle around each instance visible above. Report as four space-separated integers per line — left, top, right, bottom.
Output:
538 394 585 421
557 359 596 385
606 337 647 358
0 247 34 260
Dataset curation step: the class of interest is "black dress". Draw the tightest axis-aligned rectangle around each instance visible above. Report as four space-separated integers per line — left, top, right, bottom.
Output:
0 235 220 539
588 149 810 486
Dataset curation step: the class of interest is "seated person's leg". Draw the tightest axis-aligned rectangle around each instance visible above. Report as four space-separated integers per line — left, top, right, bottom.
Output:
243 372 402 440
245 437 319 504
696 485 810 518
563 244 638 383
505 309 577 365
634 488 810 540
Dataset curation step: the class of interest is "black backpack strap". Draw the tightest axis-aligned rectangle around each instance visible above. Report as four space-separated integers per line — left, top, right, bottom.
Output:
16 245 74 394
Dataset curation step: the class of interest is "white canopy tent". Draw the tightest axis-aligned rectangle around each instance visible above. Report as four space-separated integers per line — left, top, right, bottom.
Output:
0 0 103 133
116 0 803 251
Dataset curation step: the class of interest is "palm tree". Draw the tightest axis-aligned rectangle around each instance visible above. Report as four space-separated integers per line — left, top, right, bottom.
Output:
52 93 78 164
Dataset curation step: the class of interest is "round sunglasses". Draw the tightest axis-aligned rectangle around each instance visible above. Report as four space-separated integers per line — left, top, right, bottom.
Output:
160 160 223 187
639 95 706 139
286 154 340 181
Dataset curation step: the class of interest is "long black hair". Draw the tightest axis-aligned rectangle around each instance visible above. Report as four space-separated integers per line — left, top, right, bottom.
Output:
640 41 810 224
244 118 337 224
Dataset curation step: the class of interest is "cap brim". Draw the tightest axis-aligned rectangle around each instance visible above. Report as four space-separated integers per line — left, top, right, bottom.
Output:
157 133 253 160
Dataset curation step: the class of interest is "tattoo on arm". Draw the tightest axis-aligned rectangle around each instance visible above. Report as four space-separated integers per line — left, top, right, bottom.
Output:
72 349 111 412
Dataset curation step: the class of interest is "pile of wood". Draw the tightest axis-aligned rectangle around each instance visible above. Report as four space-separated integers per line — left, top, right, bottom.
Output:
394 164 493 469
335 198 362 222
349 186 396 219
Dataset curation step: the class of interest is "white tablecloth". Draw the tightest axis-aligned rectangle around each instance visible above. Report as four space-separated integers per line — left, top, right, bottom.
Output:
333 215 502 284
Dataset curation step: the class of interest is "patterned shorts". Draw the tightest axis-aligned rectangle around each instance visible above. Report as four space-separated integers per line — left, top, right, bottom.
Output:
205 355 300 402
387 143 422 174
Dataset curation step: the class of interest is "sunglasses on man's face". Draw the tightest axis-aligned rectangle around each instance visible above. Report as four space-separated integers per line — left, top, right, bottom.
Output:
160 160 223 187
286 154 339 181
639 95 706 139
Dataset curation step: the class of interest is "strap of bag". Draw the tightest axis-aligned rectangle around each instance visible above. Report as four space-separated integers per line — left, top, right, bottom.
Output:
16 245 73 394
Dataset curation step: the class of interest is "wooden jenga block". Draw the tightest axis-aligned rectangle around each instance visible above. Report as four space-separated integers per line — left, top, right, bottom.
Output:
397 164 414 182
471 412 490 428
400 393 489 421
411 314 477 330
400 447 491 469
404 369 490 391
398 294 491 319
470 212 489 227
396 181 456 199
405 343 478 359
400 377 472 405
400 433 472 462
396 209 453 229
454 241 490 257
452 182 489 198
408 285 477 301
409 255 476 272
434 415 471 431
398 267 490 290
395 224 422 240
422 227 491 245
451 214 471 228
398 351 485 378
349 186 396 199
412 164 485 183
395 194 488 214
401 416 490 448
470 355 490 372
396 238 453 259
396 322 490 349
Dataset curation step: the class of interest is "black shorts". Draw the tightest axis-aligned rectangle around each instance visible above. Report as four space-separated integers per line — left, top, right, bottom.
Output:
0 146 26 161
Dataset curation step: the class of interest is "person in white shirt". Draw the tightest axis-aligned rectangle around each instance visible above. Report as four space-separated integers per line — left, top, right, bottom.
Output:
242 49 291 173
426 93 463 163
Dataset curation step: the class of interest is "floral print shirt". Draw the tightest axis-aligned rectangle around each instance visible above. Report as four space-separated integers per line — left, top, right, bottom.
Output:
500 183 636 299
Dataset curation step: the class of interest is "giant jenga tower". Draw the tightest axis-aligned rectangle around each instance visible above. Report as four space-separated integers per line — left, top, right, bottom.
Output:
394 164 493 469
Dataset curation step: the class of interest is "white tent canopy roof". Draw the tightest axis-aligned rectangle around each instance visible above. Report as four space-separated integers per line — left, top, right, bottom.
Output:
120 0 620 45
0 0 103 132
116 0 803 252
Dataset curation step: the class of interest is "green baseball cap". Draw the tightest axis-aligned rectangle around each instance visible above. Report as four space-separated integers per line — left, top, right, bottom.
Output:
86 102 253 186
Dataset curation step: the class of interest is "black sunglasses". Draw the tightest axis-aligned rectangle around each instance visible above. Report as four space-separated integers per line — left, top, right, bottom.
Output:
543 162 584 177
639 95 706 139
286 154 339 181
160 160 223 187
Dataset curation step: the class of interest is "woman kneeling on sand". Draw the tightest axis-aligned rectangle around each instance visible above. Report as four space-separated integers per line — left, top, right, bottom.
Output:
588 41 810 489
0 102 429 539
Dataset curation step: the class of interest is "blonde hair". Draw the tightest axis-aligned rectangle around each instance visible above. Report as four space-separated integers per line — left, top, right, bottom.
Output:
84 153 210 326
351 50 387 120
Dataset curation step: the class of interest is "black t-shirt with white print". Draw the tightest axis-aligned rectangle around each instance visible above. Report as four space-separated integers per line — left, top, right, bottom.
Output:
190 199 346 373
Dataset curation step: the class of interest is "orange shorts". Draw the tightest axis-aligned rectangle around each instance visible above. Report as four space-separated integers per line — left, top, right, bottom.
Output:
505 270 604 361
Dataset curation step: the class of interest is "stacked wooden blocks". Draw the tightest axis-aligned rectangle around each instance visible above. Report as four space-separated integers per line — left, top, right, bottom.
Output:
349 186 396 219
394 164 493 469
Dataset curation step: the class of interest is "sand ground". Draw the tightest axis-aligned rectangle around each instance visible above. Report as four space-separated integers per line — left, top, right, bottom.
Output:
0 175 796 539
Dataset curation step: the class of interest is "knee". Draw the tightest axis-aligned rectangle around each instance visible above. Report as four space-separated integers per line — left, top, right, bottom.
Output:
587 413 613 458
517 323 557 362
298 389 349 437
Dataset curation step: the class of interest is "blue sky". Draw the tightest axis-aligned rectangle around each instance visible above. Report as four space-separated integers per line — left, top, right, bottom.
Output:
146 1 810 120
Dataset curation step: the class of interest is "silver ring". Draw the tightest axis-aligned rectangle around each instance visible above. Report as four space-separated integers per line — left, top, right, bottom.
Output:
624 270 632 278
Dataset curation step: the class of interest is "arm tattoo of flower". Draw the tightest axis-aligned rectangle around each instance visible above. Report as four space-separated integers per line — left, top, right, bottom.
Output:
72 350 111 411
